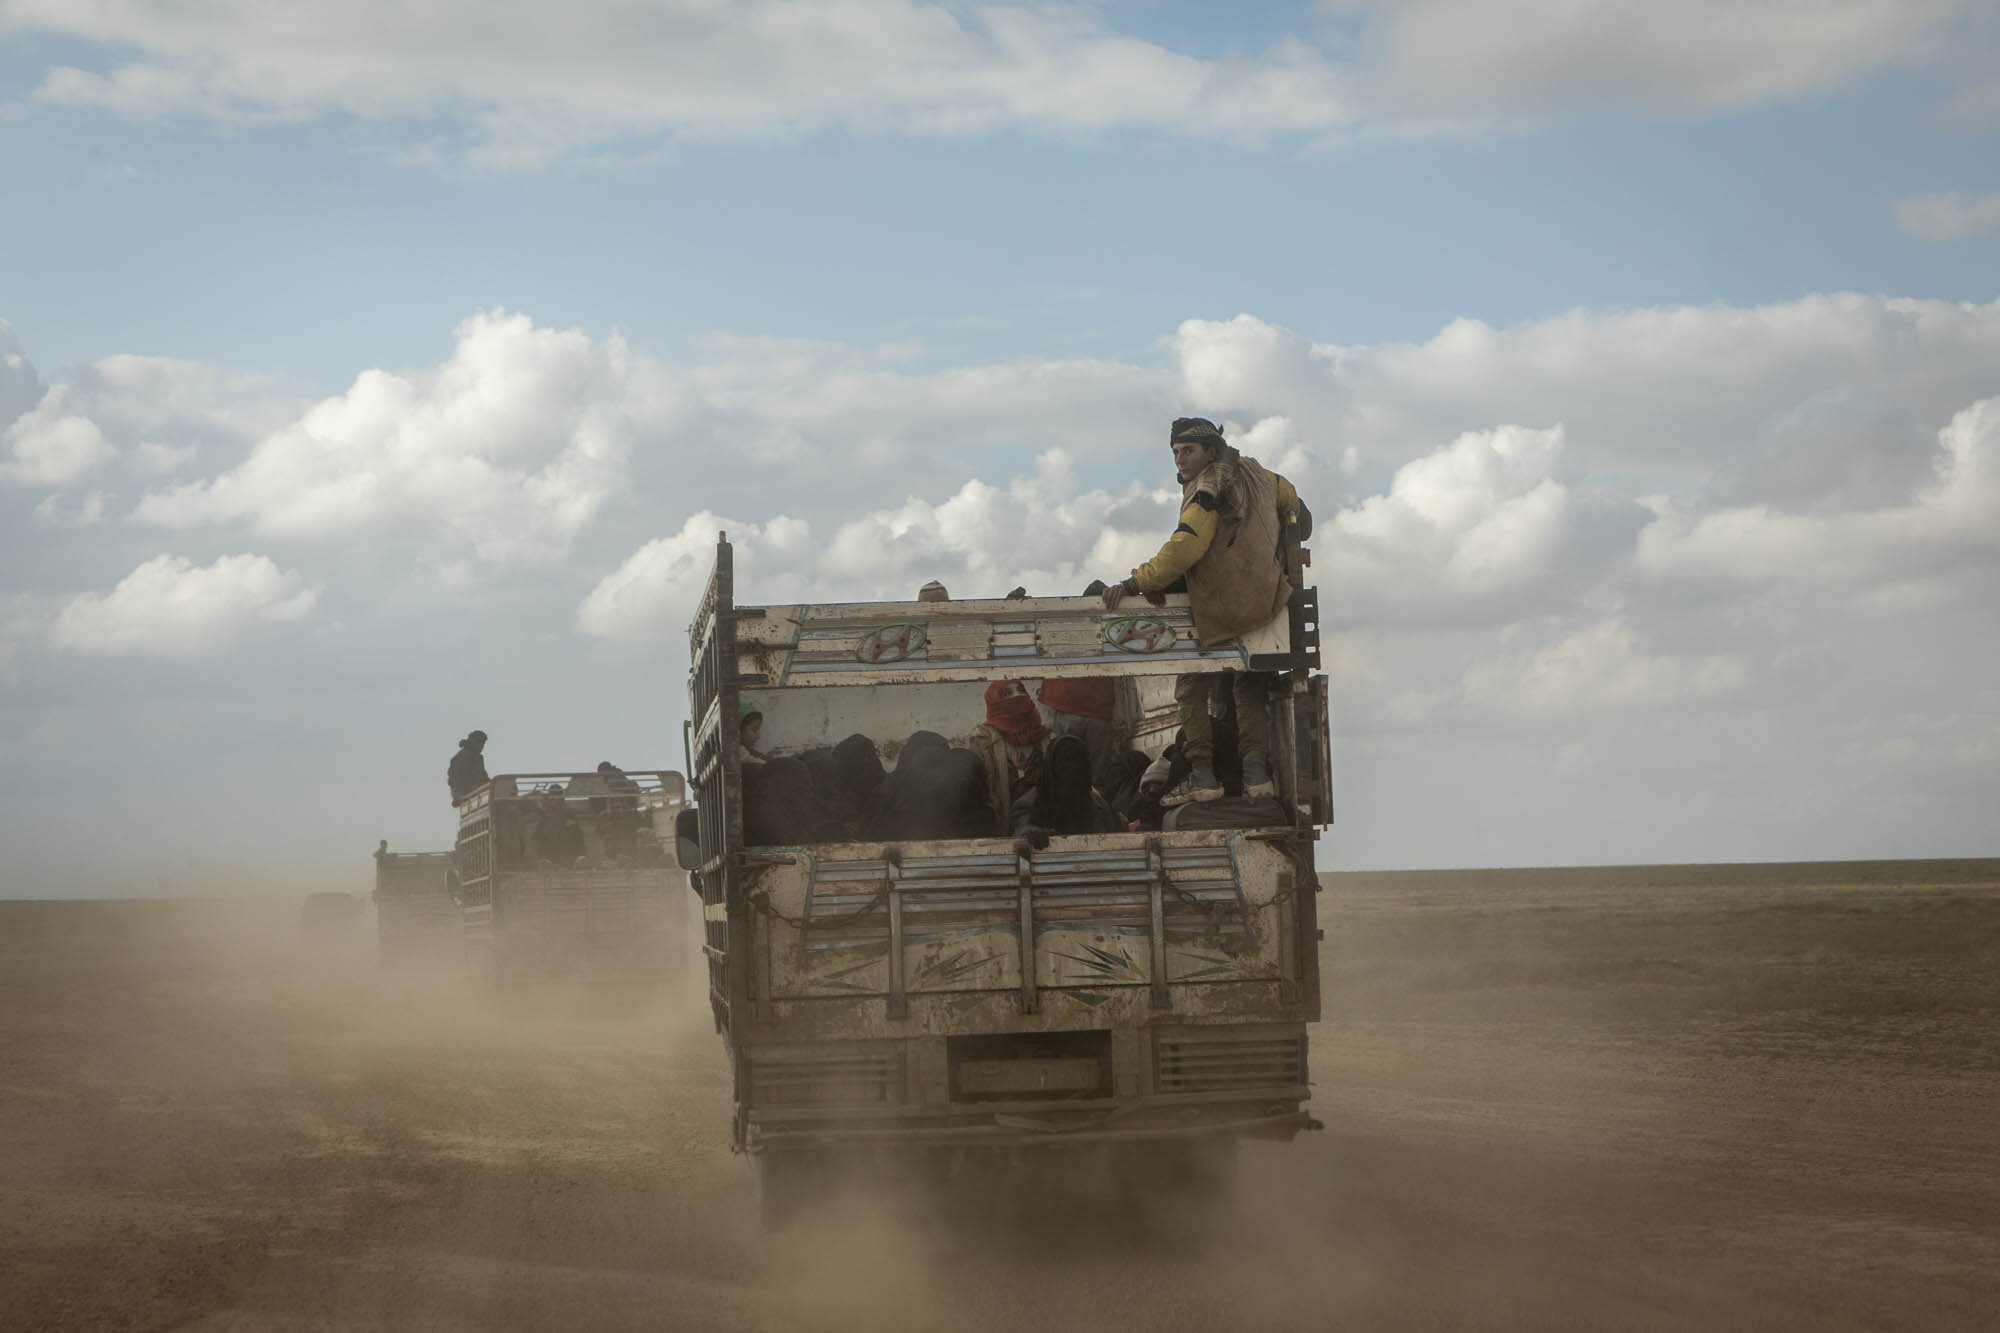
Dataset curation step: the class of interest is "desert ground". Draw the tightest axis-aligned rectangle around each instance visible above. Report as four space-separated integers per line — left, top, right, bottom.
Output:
3 859 1996 1331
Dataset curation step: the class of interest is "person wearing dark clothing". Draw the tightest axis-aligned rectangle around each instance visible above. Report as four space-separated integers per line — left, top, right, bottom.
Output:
1129 753 1177 831
834 733 886 795
832 733 889 838
929 749 994 838
1039 676 1118 785
447 731 489 805
743 756 842 846
532 784 585 868
876 731 992 841
594 761 642 861
1028 733 1110 837
596 761 640 800
798 746 850 831
1095 748 1155 825
896 730 950 768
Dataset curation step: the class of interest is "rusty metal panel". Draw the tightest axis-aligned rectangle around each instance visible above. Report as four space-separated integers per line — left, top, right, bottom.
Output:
1153 1023 1308 1095
752 978 1301 1042
1111 1028 1143 1098
956 1056 1102 1096
1310 673 1334 828
747 1042 906 1109
759 834 1288 1015
1016 847 1037 1014
685 536 752 1130
731 593 1296 687
374 851 453 897
1146 839 1170 1011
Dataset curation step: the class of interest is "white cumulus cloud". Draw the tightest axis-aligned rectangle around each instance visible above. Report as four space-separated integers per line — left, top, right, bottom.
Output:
126 314 1169 575
3 0 1983 164
11 0 1357 164
1166 296 2000 482
38 293 1997 659
7 294 2000 870
1457 618 1750 719
1318 424 1582 622
1634 395 2000 585
1 392 115 484
0 342 289 488
135 310 638 567
33 490 107 525
581 450 1172 641
578 511 813 642
49 553 319 658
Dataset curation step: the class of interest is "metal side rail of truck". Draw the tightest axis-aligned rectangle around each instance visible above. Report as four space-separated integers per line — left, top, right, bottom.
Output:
679 534 1333 1228
372 846 459 966
454 769 690 994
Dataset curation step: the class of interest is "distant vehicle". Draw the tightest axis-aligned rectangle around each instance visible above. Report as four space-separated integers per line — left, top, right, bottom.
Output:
678 534 1332 1228
299 891 367 942
371 843 459 965
453 770 689 993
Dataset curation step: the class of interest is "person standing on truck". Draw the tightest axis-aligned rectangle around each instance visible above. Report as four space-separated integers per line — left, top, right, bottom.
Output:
1101 417 1302 806
447 731 489 805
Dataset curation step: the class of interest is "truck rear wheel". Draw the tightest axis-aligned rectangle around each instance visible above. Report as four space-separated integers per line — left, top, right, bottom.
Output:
753 1149 825 1232
1108 1137 1239 1210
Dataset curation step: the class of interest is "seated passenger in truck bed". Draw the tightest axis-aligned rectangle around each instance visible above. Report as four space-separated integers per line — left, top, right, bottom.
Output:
874 731 992 841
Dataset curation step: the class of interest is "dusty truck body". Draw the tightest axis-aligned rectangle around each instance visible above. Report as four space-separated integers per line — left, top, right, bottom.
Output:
371 848 459 965
454 770 688 990
683 536 1332 1223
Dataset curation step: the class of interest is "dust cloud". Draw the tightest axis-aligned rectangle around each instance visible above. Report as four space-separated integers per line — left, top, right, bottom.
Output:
3 861 1998 1331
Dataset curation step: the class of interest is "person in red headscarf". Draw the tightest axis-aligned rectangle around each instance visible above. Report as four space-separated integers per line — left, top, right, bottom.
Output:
968 680 1049 835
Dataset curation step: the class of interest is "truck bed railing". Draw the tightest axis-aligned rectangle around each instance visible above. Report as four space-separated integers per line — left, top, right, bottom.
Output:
454 770 686 906
730 591 1317 688
759 836 1266 1016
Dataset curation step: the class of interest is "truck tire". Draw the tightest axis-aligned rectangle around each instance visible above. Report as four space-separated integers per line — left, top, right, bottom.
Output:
753 1150 824 1232
1183 1136 1239 1198
1108 1137 1239 1210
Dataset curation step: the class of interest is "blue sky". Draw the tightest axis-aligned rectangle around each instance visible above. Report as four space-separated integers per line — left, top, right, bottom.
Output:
2 0 1997 889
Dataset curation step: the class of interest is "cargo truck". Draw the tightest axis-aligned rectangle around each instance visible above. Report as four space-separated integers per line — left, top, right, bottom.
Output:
371 844 459 965
454 768 688 992
679 535 1332 1227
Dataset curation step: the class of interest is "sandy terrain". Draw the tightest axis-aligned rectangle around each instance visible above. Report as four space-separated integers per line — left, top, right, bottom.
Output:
3 860 1996 1331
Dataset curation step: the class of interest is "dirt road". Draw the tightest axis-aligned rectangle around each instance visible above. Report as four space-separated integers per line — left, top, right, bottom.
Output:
4 861 1996 1331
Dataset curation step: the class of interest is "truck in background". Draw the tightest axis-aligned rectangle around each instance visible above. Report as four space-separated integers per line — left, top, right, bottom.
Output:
680 535 1331 1227
371 844 459 965
454 769 689 994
